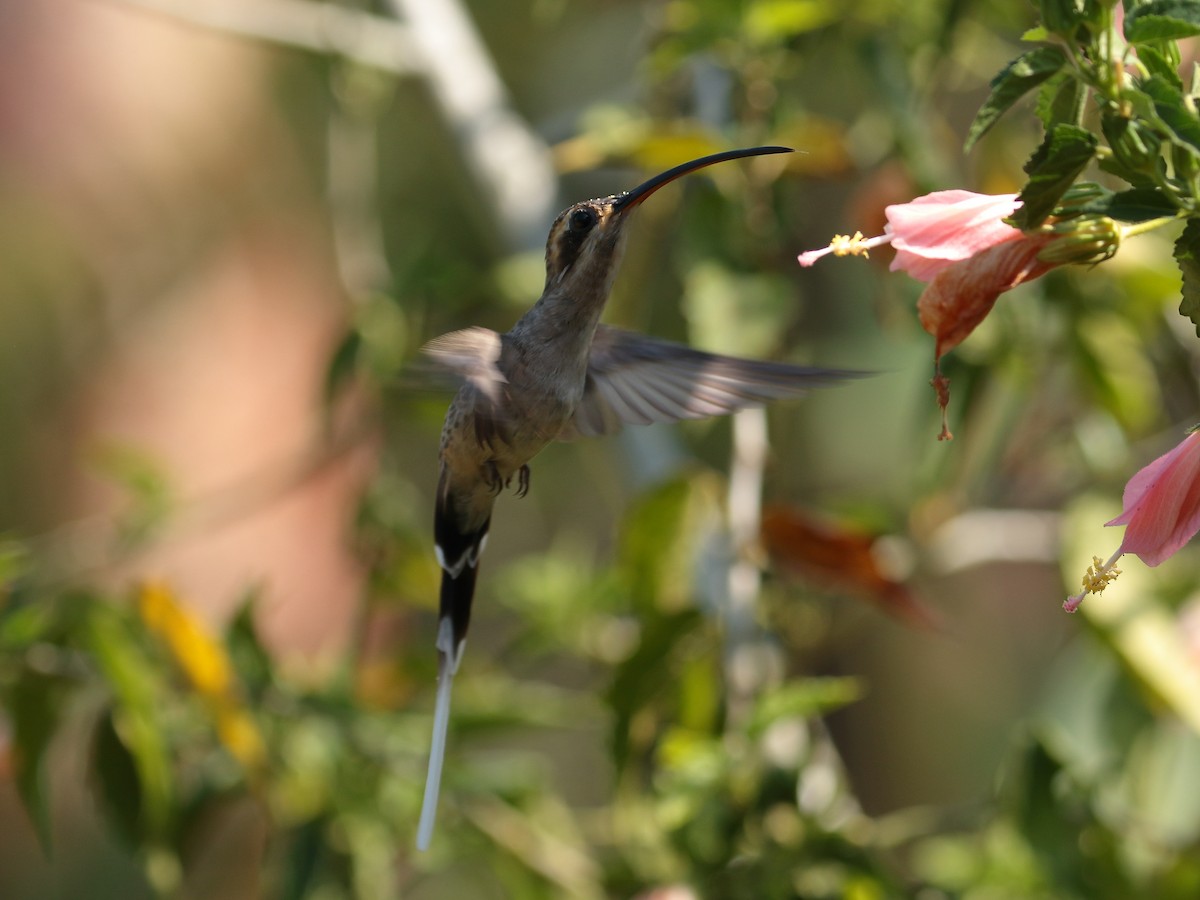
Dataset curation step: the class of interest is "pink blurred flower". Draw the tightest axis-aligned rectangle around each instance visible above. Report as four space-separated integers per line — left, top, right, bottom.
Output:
1065 428 1200 612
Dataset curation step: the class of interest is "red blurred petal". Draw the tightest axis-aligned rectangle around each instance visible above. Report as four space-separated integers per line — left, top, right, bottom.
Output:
761 506 936 628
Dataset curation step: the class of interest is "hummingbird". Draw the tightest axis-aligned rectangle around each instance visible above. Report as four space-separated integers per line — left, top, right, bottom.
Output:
416 145 859 849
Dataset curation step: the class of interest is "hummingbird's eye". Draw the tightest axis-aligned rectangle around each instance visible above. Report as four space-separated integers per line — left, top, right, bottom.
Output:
568 208 597 233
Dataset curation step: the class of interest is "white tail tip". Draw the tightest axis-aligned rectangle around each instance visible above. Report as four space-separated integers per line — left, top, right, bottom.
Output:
416 619 461 850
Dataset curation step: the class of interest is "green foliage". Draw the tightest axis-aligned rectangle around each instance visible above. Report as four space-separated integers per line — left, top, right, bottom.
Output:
1075 184 1176 221
1013 124 1099 228
1038 71 1088 133
6 666 65 849
1124 0 1200 43
966 46 1069 152
1038 0 1093 38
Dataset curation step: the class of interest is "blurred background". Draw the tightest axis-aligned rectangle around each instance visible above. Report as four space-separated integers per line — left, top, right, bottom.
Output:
2 0 1200 897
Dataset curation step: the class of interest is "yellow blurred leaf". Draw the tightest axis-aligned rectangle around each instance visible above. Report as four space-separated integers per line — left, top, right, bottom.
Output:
744 0 837 44
138 582 265 771
139 581 231 698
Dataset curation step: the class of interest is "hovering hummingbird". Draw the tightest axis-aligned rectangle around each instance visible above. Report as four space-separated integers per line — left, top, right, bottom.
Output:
416 146 859 849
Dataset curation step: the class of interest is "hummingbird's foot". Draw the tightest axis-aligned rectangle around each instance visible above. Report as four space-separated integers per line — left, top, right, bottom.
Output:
483 460 504 495
503 464 530 498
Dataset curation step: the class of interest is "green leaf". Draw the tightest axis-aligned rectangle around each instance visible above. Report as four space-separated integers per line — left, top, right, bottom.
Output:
323 329 361 408
1125 0 1200 43
0 536 29 597
1175 218 1200 336
1137 44 1185 89
1008 735 1098 894
965 46 1069 152
1012 124 1099 228
1141 75 1200 154
90 709 146 847
7 669 68 849
90 444 174 550
617 475 708 612
743 0 836 44
1036 72 1087 133
1038 0 1092 36
85 606 174 840
225 598 275 700
606 609 705 773
0 599 55 650
1100 113 1165 185
746 677 863 739
1080 186 1179 221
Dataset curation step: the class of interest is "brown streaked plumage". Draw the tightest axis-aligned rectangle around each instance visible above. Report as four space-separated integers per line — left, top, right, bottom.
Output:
416 146 862 849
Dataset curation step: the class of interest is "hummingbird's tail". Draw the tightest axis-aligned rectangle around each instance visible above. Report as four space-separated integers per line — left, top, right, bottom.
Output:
432 492 490 654
419 491 490 849
416 617 461 851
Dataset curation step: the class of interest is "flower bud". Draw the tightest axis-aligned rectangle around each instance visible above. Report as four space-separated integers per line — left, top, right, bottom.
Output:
1102 115 1163 175
1037 215 1121 265
1173 143 1200 182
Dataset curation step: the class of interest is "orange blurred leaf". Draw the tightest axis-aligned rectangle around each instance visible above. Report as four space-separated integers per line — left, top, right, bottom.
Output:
761 506 935 628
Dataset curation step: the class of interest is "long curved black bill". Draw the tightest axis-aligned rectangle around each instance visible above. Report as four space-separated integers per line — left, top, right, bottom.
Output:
612 145 793 213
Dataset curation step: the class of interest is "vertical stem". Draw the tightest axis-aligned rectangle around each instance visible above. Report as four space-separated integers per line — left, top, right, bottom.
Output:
723 407 776 726
384 0 556 251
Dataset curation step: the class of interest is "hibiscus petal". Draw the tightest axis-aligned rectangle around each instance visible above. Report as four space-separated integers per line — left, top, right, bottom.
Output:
916 234 1056 358
1107 434 1198 526
886 191 1023 280
1108 432 1200 566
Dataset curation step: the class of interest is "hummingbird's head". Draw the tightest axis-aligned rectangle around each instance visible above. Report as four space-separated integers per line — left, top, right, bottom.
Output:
541 146 793 294
542 198 624 293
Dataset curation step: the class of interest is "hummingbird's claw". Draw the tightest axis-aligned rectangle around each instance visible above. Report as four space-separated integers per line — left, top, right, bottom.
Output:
502 464 531 498
484 460 504 495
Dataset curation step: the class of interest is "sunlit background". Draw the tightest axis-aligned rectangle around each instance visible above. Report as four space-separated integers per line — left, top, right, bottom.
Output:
2 0 1200 898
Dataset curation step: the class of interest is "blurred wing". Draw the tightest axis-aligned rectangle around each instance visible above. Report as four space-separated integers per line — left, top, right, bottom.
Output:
563 325 865 439
420 327 505 402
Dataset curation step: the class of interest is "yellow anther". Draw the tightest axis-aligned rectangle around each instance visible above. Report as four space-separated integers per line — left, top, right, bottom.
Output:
1081 554 1122 594
830 231 870 259
1064 551 1123 613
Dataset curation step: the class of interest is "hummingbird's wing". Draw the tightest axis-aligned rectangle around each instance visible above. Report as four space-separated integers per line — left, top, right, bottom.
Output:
420 327 506 402
564 325 863 439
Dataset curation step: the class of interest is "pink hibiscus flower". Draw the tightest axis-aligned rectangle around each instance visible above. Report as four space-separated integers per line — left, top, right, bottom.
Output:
800 190 1064 439
799 189 1126 439
1065 428 1200 612
798 190 1027 278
